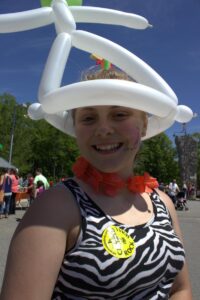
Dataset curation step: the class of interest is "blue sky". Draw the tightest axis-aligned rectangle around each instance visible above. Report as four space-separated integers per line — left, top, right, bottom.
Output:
0 0 199 140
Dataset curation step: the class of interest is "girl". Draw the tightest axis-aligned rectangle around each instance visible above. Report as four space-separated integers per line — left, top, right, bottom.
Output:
0 68 192 299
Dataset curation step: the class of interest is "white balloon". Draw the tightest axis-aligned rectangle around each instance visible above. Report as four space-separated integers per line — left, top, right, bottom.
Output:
143 109 177 140
38 32 71 99
28 103 45 120
0 8 53 33
44 111 69 134
72 30 178 102
28 105 178 141
70 7 151 29
52 1 76 34
64 110 75 136
0 2 150 33
40 80 177 117
175 105 193 123
0 0 193 140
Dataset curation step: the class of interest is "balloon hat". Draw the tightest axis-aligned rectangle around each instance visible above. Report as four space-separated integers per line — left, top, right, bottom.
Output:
0 0 193 140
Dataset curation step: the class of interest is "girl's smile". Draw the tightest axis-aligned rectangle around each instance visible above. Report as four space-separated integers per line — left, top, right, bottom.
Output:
92 142 123 154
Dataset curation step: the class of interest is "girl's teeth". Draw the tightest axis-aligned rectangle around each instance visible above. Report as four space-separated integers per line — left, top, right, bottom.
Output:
95 143 121 151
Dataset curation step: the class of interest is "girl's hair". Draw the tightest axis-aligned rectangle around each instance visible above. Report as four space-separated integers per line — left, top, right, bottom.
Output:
10 168 19 179
37 180 44 188
81 67 136 82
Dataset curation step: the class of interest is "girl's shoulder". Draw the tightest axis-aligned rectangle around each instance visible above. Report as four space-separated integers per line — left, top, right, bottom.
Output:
17 183 81 235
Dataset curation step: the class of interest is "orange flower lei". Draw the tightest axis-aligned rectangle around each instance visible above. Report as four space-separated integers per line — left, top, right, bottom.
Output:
72 157 159 197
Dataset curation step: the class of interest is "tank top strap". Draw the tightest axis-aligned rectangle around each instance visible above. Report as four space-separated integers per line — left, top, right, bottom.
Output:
62 178 104 219
150 189 173 226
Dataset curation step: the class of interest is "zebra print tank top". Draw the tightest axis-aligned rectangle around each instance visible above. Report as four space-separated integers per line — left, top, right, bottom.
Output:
52 179 185 300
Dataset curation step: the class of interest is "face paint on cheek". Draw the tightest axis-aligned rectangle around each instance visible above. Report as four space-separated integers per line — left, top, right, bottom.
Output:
131 127 141 149
124 127 141 151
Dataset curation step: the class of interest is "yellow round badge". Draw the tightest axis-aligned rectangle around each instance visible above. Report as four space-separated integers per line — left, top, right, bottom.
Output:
102 225 136 258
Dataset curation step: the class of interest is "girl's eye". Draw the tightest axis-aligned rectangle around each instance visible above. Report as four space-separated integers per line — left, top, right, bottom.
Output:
81 115 96 123
113 112 129 119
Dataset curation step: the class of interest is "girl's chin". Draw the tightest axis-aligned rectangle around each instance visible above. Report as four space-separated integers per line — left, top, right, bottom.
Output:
89 160 115 172
91 161 130 175
83 150 135 173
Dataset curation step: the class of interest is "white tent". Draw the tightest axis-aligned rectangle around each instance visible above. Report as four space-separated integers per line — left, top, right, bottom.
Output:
0 157 16 169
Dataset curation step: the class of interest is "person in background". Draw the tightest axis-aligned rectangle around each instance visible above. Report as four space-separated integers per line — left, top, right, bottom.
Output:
158 182 165 192
9 168 19 215
26 173 35 206
182 182 188 199
0 169 12 219
18 175 24 189
169 179 180 206
188 183 196 200
34 168 49 192
49 180 54 187
0 169 4 215
35 180 45 197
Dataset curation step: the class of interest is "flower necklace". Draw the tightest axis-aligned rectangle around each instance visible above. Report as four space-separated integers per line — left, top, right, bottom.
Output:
72 156 159 197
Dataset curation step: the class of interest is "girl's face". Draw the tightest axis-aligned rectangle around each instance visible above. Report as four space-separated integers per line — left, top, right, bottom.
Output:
74 106 147 177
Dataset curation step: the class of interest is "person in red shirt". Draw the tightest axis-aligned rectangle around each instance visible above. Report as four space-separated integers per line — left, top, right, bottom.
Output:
26 173 35 206
9 168 19 214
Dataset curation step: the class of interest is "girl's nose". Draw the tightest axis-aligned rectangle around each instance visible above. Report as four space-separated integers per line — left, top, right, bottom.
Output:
94 121 114 137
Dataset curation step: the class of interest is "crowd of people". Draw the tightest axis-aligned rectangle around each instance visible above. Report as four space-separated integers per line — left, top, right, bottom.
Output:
0 168 49 219
159 179 196 210
1 167 196 217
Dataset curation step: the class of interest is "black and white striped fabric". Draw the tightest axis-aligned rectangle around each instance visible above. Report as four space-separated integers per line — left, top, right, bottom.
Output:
52 179 185 300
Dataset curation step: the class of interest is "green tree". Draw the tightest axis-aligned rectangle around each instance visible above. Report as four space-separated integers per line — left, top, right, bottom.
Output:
0 93 79 179
0 93 16 159
0 93 35 172
134 133 179 184
29 119 79 179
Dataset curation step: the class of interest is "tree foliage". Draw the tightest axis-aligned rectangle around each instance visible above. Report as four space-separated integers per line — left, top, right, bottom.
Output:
0 93 79 179
134 133 180 184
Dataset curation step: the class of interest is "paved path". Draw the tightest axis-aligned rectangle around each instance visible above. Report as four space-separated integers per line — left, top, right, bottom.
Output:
0 202 28 290
176 201 200 300
0 200 200 299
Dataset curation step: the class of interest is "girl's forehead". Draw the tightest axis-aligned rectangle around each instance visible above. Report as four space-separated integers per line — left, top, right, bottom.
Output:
76 106 141 113
75 106 147 120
